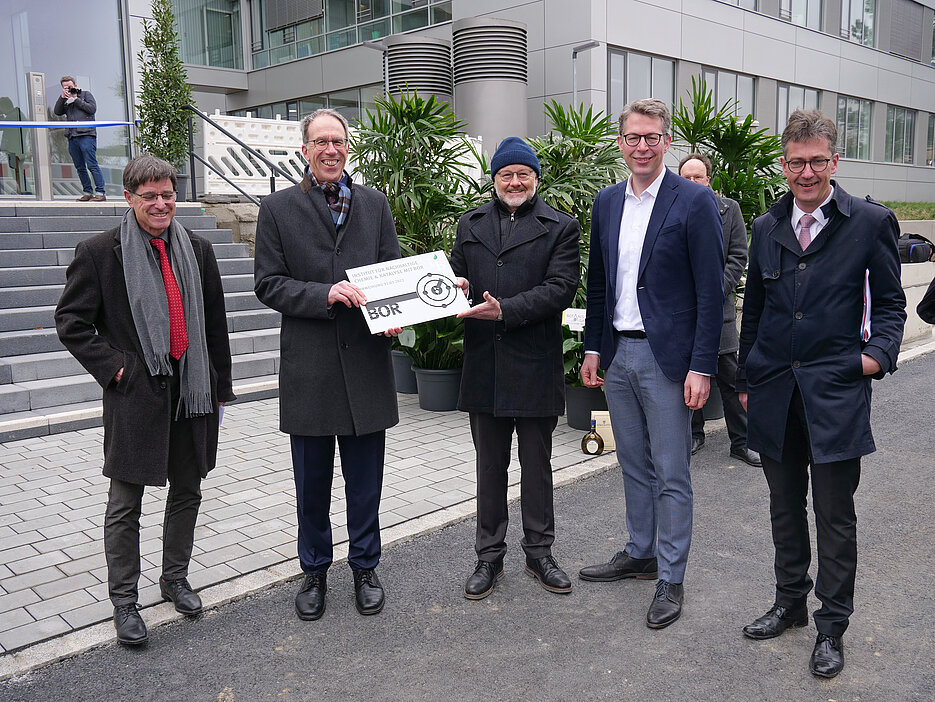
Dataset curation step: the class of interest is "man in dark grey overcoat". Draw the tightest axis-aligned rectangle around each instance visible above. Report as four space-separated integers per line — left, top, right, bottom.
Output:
255 109 401 621
678 153 760 467
56 155 235 645
450 137 579 600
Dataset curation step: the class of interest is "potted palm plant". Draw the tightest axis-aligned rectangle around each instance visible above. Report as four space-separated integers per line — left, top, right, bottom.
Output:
530 101 627 427
136 0 194 198
352 91 488 410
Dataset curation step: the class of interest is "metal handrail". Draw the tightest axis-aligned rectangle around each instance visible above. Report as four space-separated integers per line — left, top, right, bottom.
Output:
185 104 300 203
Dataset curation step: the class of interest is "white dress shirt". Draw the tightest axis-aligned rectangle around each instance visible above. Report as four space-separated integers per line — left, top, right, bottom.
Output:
791 187 833 247
612 168 667 332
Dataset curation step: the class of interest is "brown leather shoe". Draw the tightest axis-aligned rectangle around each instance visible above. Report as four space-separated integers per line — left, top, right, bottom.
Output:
91 194 106 202
76 194 93 201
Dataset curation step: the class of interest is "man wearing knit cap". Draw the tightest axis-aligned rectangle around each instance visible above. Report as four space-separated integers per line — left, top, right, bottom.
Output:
450 136 580 600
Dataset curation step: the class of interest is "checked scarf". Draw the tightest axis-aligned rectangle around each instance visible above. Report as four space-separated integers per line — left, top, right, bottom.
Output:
308 170 351 229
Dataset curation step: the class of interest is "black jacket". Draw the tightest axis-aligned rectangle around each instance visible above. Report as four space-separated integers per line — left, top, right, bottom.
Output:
450 196 579 417
53 90 98 138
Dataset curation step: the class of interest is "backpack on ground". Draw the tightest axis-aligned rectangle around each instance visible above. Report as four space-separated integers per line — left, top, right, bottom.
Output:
897 233 935 263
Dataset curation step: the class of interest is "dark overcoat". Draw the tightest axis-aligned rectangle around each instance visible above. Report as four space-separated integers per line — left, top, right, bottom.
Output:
55 225 235 486
737 184 906 464
716 194 748 355
254 175 401 436
449 196 579 417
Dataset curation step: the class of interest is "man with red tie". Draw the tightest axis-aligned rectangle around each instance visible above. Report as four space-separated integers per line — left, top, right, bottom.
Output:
737 110 906 677
56 154 235 646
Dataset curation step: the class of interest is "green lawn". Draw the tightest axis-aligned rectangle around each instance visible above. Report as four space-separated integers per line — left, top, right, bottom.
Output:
883 202 935 220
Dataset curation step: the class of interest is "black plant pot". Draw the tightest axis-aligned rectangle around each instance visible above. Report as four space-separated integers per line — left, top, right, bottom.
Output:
565 383 608 430
176 173 189 202
392 350 418 394
413 367 462 411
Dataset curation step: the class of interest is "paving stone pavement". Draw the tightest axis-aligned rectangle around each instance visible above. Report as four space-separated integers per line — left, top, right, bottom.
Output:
0 392 609 656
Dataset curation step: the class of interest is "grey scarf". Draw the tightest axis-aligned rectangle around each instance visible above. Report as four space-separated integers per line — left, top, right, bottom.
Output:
120 210 213 418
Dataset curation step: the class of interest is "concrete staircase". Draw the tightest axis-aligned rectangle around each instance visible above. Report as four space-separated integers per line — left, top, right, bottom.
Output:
0 201 281 441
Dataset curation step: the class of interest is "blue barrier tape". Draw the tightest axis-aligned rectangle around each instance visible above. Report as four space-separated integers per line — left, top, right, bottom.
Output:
0 120 134 128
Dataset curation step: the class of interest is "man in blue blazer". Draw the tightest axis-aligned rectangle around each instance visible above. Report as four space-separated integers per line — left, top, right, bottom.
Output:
737 110 905 678
578 99 724 629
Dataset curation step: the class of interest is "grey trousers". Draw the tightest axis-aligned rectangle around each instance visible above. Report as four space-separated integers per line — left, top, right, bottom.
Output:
104 417 202 606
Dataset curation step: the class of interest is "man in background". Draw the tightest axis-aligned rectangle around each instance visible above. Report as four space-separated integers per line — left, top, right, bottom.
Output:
54 76 106 201
677 152 759 467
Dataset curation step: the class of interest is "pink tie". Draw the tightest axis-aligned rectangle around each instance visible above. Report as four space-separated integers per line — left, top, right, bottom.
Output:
798 213 816 252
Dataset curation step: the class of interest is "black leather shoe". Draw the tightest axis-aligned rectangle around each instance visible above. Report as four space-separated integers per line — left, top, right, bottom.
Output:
579 551 658 582
646 580 684 629
353 568 385 615
464 559 503 600
113 603 147 645
691 436 705 455
742 602 808 639
809 633 844 678
525 555 572 594
295 572 327 621
730 447 762 467
159 576 202 615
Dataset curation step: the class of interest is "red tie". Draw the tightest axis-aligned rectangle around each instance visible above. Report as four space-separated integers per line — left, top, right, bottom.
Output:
150 237 188 359
798 213 816 252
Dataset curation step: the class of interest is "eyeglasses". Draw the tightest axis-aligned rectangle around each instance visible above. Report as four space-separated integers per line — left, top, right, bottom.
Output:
621 132 667 147
495 170 536 183
131 191 177 202
785 158 832 173
307 138 347 150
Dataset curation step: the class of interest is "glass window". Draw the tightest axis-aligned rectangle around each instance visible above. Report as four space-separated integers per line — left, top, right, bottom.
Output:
701 67 756 118
393 8 429 33
359 84 382 119
724 0 757 7
173 0 243 69
885 105 915 164
252 50 270 68
927 114 934 166
269 44 296 65
326 27 357 51
836 95 872 160
296 18 323 41
431 1 452 23
359 0 392 20
359 18 391 41
781 0 822 30
329 88 361 122
297 37 324 58
841 0 875 46
777 83 820 129
326 0 355 32
607 49 675 117
300 98 328 117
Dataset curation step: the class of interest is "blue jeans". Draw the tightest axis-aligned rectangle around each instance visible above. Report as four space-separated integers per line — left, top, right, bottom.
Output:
603 334 694 583
67 135 105 194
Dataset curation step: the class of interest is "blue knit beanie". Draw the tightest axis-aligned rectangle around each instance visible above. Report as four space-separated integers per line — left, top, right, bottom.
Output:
490 136 541 179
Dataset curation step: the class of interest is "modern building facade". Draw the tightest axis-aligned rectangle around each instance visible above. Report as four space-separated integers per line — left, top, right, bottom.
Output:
1 0 934 200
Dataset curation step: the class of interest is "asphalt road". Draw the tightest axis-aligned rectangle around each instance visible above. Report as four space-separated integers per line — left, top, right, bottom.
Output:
3 353 934 702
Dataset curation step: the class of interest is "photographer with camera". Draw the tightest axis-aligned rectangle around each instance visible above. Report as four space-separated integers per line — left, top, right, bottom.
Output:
54 76 106 201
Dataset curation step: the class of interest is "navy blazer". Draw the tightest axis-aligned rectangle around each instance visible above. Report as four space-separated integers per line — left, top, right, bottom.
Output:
584 168 725 381
737 183 906 463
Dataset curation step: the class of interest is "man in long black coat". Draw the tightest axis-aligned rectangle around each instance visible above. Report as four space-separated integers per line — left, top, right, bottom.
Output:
450 137 579 600
56 155 234 645
255 109 401 622
737 110 906 678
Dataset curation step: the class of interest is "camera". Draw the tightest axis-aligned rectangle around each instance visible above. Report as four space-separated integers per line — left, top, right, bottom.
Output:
67 86 80 95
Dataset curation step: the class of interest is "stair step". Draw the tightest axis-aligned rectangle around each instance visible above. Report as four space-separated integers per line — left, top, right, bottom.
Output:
224 291 267 312
227 308 281 333
0 203 205 217
229 328 280 355
0 266 66 286
217 258 254 275
0 384 30 413
0 228 235 250
0 328 61 356
0 350 82 383
221 274 255 293
0 214 219 233
0 305 55 332
0 284 63 308
0 249 72 267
